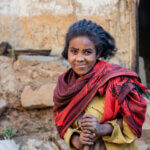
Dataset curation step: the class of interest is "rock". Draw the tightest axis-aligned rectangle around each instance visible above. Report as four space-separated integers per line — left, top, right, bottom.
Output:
56 139 69 150
0 42 12 55
139 56 147 87
25 139 59 150
0 140 19 150
14 55 69 84
0 120 10 128
21 84 56 109
108 56 127 68
146 95 150 120
18 55 69 71
0 56 23 96
0 98 8 116
142 97 150 138
137 143 150 150
17 55 60 66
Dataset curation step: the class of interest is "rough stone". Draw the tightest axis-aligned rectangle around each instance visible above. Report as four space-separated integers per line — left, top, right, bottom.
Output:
142 96 150 139
14 55 69 85
0 140 19 150
16 55 69 68
17 55 61 66
146 92 150 120
21 84 56 109
139 56 147 87
0 98 8 116
108 56 127 68
137 143 150 150
56 139 69 150
25 139 59 150
0 56 23 96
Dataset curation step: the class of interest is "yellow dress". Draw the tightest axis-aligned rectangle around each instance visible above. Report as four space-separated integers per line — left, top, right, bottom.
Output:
64 96 139 150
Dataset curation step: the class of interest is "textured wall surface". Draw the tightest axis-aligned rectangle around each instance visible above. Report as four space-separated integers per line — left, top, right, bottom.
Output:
0 0 137 69
0 1 149 149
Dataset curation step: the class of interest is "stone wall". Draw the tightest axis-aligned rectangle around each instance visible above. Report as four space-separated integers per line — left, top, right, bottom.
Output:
1 1 149 150
0 55 69 149
0 0 138 70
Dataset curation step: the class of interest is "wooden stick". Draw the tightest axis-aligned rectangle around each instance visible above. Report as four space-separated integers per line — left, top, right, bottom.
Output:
7 48 51 56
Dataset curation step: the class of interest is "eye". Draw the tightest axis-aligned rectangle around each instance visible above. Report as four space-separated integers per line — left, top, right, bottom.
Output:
70 48 78 55
83 49 93 55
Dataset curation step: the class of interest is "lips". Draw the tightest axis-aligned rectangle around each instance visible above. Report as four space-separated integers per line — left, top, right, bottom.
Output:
75 64 87 68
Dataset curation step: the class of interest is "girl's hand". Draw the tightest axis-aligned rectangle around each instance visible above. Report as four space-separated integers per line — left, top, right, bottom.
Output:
80 114 101 137
71 133 83 149
77 112 85 129
71 131 94 150
81 114 115 138
79 130 94 146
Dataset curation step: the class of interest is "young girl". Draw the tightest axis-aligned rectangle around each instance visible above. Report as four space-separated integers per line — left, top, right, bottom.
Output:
53 19 147 150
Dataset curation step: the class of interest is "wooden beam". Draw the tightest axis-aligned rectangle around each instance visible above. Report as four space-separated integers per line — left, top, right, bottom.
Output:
7 48 51 56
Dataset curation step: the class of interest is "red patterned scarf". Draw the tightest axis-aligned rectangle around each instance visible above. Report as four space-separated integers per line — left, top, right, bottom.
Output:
53 61 147 138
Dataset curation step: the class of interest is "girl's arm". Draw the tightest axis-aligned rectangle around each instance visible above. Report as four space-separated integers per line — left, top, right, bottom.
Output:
80 114 123 138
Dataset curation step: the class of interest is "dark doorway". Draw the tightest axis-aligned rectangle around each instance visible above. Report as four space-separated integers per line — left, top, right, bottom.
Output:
139 0 150 88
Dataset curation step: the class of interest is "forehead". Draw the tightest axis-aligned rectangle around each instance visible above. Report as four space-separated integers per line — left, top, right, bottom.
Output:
69 36 95 48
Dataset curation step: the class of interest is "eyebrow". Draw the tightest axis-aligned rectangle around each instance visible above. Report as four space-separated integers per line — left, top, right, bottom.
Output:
69 47 79 50
69 47 93 51
83 48 93 51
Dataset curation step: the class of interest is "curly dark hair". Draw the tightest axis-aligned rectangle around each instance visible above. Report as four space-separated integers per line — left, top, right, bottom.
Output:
62 19 117 59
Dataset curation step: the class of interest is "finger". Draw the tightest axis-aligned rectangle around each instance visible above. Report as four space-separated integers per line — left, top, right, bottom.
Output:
81 125 94 131
81 122 96 127
82 114 96 119
82 129 92 134
80 120 98 126
81 133 94 139
81 132 97 143
81 118 96 123
81 117 98 124
80 137 94 145
80 140 94 146
82 126 95 132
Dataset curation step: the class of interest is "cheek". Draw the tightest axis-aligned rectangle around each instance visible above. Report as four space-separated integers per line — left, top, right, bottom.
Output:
68 52 74 64
88 56 97 66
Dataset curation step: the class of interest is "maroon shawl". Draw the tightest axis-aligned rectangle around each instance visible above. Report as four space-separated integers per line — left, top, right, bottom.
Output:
53 61 147 138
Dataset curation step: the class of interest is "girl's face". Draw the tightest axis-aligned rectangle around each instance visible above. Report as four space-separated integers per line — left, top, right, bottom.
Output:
68 36 97 76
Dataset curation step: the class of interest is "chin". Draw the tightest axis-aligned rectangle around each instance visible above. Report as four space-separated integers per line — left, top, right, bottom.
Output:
76 71 88 76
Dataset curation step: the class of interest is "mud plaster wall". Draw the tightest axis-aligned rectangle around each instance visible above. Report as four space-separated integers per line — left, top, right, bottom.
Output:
0 1 149 149
0 0 138 70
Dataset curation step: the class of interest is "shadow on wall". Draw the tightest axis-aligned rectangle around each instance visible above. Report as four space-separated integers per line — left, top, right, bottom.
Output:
139 0 150 88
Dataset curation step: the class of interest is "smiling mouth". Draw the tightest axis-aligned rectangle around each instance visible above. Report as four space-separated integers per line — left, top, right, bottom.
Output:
75 64 87 67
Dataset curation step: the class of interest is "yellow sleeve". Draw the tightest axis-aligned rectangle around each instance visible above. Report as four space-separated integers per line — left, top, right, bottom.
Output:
63 127 81 150
73 119 78 128
102 119 137 144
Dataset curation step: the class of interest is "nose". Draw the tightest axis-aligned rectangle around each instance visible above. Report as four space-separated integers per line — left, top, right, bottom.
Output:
76 53 84 62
